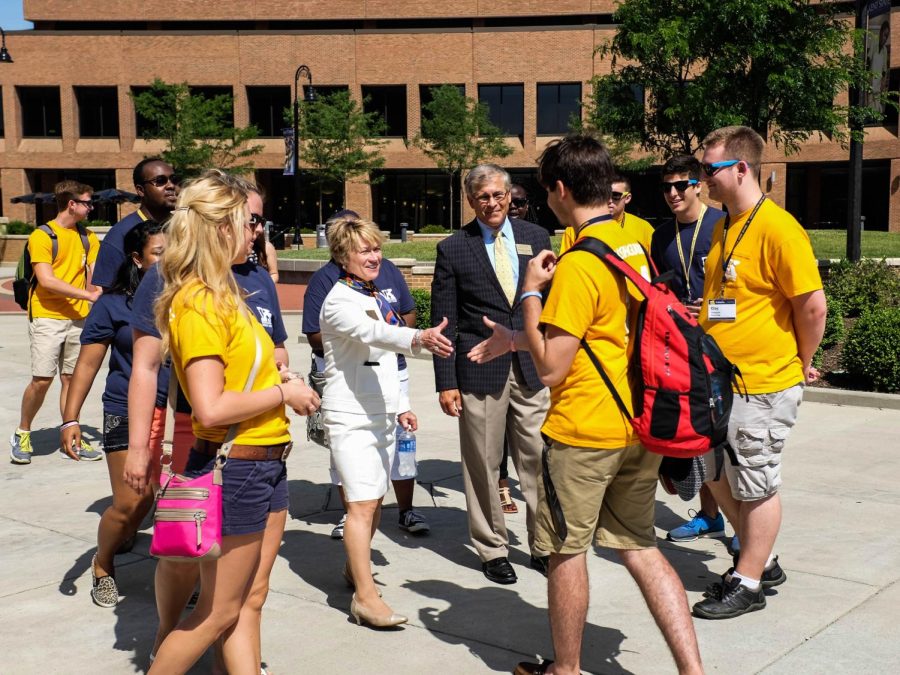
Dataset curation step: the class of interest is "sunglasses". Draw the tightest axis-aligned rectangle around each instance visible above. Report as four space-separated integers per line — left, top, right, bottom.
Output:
610 191 631 202
701 160 741 177
71 199 94 209
142 174 179 188
660 179 699 193
510 198 528 207
250 213 265 227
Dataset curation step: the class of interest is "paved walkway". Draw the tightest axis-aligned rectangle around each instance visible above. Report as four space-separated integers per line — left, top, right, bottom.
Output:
1 313 898 674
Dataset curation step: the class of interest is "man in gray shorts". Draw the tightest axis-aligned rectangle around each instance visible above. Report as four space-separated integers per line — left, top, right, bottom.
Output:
692 126 826 619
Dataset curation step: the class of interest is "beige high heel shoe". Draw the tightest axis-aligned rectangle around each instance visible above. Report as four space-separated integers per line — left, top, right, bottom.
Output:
350 593 407 628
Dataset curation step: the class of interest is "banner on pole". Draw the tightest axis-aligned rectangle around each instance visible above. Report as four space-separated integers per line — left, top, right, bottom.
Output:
283 128 294 176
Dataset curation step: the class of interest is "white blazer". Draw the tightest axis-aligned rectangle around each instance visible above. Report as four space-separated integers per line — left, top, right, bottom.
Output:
320 281 418 415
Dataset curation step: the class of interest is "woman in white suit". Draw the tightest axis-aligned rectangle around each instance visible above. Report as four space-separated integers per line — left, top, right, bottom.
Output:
320 216 452 628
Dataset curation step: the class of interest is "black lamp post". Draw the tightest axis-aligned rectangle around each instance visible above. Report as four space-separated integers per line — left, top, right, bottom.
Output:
293 65 314 244
0 28 13 63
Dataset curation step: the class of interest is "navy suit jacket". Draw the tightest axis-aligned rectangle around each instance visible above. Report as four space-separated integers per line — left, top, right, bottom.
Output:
430 218 552 395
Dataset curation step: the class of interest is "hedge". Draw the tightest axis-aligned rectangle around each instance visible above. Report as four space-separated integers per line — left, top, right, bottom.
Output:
842 307 900 392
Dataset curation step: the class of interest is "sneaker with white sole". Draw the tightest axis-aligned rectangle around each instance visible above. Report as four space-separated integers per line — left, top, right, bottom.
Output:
90 554 119 608
10 430 33 465
331 513 347 540
666 509 725 542
693 576 765 619
60 439 103 461
398 509 430 535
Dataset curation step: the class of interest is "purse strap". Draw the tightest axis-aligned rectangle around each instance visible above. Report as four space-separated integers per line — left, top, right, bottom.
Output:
160 329 264 486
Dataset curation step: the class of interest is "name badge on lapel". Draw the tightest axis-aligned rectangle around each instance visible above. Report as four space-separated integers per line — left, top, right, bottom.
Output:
516 244 533 256
365 309 380 320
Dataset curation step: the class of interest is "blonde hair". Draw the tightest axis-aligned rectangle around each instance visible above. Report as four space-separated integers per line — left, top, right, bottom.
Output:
702 126 764 175
154 169 251 356
327 216 384 268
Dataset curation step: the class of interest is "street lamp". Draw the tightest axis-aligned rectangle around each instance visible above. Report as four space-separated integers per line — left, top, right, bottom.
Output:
0 28 14 63
293 64 314 244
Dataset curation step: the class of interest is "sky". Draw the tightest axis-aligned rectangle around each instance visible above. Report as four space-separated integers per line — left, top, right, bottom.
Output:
0 1 32 31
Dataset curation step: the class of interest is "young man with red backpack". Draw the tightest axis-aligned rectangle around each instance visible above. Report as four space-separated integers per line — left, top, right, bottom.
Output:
468 135 702 675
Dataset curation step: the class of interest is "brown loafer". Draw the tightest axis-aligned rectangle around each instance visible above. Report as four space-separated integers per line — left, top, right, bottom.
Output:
514 660 554 674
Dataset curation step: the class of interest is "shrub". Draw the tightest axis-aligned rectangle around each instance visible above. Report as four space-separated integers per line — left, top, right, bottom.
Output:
5 220 34 235
84 219 112 229
812 293 846 368
419 224 449 234
841 307 900 392
300 228 316 235
410 288 431 330
825 258 900 317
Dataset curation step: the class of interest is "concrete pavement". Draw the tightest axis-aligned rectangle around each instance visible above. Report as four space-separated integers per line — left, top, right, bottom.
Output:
1 312 898 674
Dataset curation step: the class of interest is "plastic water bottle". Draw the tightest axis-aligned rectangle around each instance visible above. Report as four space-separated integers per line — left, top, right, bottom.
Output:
710 375 725 418
396 427 417 478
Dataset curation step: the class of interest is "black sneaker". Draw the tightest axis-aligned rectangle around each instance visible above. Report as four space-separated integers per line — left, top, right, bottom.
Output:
693 576 765 620
731 553 788 589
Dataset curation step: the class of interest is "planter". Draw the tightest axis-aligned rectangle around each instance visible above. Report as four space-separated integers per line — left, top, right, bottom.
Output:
0 235 28 265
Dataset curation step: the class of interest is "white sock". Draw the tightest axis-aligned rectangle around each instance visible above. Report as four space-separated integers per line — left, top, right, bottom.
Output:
732 571 760 591
764 554 776 570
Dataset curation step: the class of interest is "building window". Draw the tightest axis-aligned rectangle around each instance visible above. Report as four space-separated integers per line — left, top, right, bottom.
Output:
362 85 407 138
537 83 581 135
131 86 163 138
311 85 349 101
18 86 62 138
478 84 524 136
419 84 466 110
75 87 119 138
247 86 290 137
191 86 234 125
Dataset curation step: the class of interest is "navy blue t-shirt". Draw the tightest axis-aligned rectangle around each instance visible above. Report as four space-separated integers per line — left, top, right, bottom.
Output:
81 290 168 416
650 206 724 302
92 210 146 290
302 259 415 367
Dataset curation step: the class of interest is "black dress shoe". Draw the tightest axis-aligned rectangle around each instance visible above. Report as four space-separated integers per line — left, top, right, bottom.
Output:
515 659 554 674
529 554 550 577
482 557 517 584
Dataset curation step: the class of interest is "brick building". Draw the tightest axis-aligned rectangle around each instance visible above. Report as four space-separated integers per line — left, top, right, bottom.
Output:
1 1 899 233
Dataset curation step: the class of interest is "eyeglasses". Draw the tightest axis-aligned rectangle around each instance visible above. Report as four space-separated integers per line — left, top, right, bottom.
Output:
510 198 528 207
610 191 631 202
71 199 94 209
474 190 509 205
701 160 741 177
660 179 699 193
142 174 179 188
250 213 265 227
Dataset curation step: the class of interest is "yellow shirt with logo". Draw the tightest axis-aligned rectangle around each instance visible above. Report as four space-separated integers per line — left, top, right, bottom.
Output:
699 199 822 394
168 282 290 445
540 221 649 450
559 212 654 256
27 221 100 320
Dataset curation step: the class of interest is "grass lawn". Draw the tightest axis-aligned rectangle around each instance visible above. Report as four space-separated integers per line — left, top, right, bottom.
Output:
278 230 900 262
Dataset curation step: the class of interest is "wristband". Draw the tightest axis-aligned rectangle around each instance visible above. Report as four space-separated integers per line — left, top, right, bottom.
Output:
275 384 285 405
60 421 80 431
520 290 542 301
510 329 518 353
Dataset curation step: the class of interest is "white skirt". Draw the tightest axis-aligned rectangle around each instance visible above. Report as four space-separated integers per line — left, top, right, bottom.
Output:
325 410 396 502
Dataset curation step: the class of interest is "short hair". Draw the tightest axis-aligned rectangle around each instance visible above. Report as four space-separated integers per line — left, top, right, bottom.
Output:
610 173 631 191
327 216 385 268
702 126 764 175
662 155 701 181
132 157 168 187
464 164 511 198
537 135 615 206
325 209 360 235
54 180 94 211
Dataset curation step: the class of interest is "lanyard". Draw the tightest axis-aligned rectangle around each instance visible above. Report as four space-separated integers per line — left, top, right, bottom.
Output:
674 203 706 299
720 195 765 295
575 213 614 238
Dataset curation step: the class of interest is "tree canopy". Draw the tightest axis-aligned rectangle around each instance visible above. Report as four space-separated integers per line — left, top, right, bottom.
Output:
130 79 262 177
585 0 894 157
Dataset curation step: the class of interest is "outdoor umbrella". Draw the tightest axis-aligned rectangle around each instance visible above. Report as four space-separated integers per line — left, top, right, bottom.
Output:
92 188 140 204
10 192 55 204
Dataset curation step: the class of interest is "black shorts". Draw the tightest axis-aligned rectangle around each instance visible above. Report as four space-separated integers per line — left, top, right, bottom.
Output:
103 413 129 452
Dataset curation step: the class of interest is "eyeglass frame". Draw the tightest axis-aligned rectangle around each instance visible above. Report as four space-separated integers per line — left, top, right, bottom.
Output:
70 198 94 209
141 174 180 188
700 160 743 177
249 213 265 227
473 190 509 205
510 197 529 207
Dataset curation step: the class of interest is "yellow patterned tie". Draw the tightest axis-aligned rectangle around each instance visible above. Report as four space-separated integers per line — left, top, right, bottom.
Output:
493 230 515 304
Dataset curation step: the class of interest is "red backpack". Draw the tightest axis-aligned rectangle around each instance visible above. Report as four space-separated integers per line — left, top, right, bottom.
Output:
566 237 743 461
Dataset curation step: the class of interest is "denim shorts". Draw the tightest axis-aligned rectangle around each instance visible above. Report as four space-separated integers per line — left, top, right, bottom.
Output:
184 449 289 536
103 412 129 452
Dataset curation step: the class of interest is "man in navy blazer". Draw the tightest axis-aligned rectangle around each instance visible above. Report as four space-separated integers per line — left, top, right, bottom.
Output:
431 164 551 584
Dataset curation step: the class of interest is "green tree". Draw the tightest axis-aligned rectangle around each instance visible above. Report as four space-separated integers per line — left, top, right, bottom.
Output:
585 0 894 157
130 79 263 177
295 89 387 223
412 85 513 228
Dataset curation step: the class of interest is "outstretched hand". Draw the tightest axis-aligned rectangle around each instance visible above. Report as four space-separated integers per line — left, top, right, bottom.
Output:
468 315 514 364
419 317 454 358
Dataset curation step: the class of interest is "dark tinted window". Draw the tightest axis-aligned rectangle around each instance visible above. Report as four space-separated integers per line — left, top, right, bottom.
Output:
309 84 349 101
247 86 290 137
536 83 581 135
191 86 234 125
419 83 465 110
362 85 407 137
131 86 163 137
478 84 524 136
18 86 62 137
75 86 119 138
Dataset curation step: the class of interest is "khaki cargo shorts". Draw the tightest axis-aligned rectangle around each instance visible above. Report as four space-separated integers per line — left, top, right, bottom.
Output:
29 318 84 378
535 439 661 555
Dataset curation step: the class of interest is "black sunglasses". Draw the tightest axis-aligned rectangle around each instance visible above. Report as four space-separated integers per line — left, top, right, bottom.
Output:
610 191 630 202
71 199 94 208
660 179 699 193
511 198 528 207
142 174 179 188
250 213 265 227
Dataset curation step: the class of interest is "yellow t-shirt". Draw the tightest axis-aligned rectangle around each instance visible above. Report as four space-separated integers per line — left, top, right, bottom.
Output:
700 199 822 394
28 220 100 320
168 283 290 445
540 221 650 449
559 212 654 256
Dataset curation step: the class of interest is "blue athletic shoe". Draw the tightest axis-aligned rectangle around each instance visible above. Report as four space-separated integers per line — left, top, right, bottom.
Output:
667 510 726 542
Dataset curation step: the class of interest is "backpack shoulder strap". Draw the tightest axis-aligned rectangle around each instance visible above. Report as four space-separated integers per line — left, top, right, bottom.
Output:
579 337 633 420
76 223 90 256
566 237 653 299
36 223 59 262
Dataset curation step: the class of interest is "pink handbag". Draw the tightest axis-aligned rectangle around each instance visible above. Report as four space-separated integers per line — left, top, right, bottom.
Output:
149 335 262 561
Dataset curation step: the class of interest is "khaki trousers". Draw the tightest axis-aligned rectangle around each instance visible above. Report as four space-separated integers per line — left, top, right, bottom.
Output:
459 362 550 562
